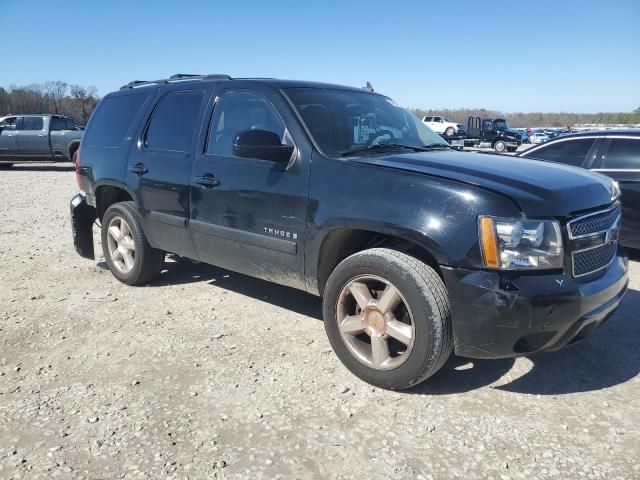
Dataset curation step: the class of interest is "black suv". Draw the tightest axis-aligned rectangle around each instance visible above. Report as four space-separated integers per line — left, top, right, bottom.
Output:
70 74 628 390
519 130 640 250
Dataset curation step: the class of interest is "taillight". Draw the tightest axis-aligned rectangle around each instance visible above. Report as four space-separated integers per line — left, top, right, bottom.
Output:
74 148 81 188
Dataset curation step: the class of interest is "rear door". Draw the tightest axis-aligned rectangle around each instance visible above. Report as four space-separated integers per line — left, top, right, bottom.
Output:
591 136 640 248
0 117 18 158
189 86 310 289
15 116 52 158
126 86 210 258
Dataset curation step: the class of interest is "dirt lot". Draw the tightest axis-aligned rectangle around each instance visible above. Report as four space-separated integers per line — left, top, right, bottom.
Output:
1 164 639 480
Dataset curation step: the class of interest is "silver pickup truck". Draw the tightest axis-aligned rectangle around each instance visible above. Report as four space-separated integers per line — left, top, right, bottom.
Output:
0 114 83 168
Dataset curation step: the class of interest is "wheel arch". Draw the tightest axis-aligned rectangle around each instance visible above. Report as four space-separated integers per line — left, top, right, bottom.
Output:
313 223 448 296
94 181 138 221
67 140 81 161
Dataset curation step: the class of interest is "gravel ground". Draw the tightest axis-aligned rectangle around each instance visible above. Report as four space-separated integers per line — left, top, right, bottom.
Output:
0 164 639 480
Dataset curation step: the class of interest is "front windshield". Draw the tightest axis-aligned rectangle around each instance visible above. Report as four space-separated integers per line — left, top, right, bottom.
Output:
495 120 509 130
284 88 447 158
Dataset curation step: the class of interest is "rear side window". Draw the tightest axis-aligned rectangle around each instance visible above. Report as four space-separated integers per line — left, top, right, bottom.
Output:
602 139 640 169
50 117 66 131
145 91 204 152
83 93 148 147
527 138 595 167
21 117 44 131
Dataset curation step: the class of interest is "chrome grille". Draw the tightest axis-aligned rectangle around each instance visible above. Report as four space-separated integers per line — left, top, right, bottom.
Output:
572 242 618 277
568 204 620 239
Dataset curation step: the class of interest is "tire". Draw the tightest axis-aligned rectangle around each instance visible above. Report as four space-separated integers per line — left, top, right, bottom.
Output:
101 201 164 285
444 127 455 137
322 248 452 390
494 140 506 153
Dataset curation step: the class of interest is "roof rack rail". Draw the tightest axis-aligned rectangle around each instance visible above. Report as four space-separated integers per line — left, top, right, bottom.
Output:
120 73 232 90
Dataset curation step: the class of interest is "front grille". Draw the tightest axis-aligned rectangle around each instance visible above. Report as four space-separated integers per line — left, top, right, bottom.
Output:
568 204 620 239
572 242 617 277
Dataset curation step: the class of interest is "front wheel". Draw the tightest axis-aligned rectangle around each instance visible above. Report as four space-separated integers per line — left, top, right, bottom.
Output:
494 140 506 153
101 201 165 285
445 127 455 137
322 248 452 390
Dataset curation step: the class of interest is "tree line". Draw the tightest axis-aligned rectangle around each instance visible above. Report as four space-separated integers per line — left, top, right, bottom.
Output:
411 107 640 128
1 81 639 128
0 82 100 125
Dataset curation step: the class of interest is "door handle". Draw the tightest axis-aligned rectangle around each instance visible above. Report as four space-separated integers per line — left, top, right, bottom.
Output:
38 134 46 137
195 174 220 188
129 163 148 176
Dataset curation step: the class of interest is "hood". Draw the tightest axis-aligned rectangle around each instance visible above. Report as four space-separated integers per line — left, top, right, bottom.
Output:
498 128 520 138
353 150 616 217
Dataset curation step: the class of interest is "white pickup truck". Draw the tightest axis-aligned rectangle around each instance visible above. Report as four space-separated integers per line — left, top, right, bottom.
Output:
422 115 465 137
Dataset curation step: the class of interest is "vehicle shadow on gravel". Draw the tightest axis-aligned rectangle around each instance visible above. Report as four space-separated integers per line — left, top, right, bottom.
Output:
134 257 639 396
146 256 323 320
4 164 74 172
412 288 640 396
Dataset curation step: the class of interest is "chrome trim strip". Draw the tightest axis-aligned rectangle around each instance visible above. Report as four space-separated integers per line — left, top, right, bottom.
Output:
566 203 621 240
592 168 640 173
571 242 617 278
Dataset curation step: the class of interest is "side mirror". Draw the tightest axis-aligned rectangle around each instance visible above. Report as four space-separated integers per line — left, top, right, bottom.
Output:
233 129 294 163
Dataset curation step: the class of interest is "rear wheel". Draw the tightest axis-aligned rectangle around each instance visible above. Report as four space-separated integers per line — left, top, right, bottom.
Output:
101 201 164 285
323 248 452 390
494 140 506 153
445 126 455 137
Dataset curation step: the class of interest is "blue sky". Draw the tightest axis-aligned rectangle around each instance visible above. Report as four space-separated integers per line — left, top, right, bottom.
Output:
1 0 638 112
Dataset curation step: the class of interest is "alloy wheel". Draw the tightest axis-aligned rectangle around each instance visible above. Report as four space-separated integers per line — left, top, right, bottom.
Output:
336 275 415 370
106 216 136 274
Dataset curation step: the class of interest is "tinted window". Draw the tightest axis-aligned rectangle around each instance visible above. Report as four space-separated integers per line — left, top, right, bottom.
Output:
50 117 66 131
527 138 595 167
207 90 285 157
424 117 432 122
21 116 44 131
602 139 640 169
145 91 203 152
0 117 17 129
83 92 148 148
65 118 76 130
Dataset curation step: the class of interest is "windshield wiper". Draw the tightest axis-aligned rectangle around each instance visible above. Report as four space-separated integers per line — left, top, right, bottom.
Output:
422 143 454 150
340 143 430 157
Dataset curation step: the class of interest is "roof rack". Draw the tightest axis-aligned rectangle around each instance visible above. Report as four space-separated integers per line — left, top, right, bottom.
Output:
120 73 232 90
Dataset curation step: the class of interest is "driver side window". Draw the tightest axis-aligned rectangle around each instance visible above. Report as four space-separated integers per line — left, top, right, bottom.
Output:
206 90 286 157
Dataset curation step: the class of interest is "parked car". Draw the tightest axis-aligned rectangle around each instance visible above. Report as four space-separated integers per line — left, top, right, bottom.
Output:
70 74 627 390
529 132 550 144
0 114 83 168
422 115 465 137
519 130 640 250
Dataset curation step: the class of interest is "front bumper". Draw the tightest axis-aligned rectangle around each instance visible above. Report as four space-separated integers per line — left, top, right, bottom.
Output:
70 192 97 259
441 254 628 359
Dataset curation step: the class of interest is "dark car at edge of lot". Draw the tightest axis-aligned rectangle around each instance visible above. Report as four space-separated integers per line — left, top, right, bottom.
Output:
519 130 640 251
69 74 628 390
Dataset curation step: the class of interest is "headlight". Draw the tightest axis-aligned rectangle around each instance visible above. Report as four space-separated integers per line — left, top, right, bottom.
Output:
479 216 563 270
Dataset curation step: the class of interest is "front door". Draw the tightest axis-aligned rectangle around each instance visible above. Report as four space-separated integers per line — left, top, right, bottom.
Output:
126 88 209 258
189 88 309 289
15 116 51 158
0 116 18 158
